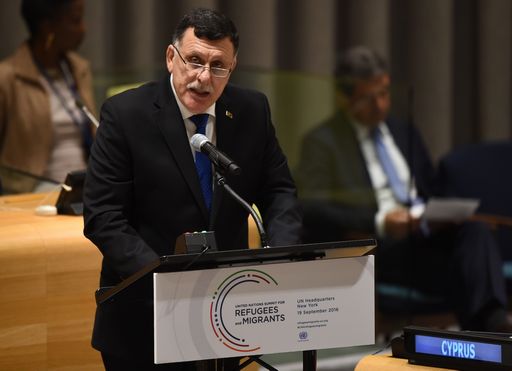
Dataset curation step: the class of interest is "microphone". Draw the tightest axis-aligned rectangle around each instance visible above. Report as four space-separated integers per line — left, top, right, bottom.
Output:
75 98 100 128
190 134 241 176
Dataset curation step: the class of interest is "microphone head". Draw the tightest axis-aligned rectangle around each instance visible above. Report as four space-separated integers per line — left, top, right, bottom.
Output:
190 133 209 151
228 163 241 176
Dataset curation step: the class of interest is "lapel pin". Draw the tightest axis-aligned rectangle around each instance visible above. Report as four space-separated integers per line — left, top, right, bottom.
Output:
225 110 233 119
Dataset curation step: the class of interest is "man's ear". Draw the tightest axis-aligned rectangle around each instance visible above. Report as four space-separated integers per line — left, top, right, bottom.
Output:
166 44 175 74
335 90 350 111
230 55 238 72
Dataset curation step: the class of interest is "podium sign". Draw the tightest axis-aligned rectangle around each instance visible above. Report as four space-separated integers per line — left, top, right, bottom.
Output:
154 255 374 364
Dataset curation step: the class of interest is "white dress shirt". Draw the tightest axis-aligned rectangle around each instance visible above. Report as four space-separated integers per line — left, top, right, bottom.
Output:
170 74 216 159
353 121 423 237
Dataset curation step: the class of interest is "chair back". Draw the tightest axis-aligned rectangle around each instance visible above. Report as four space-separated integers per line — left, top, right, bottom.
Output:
437 140 512 260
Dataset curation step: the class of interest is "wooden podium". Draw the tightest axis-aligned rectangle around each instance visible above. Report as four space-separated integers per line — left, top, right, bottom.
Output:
98 239 377 370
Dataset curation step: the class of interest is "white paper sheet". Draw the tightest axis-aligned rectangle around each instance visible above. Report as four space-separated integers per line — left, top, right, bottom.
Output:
422 197 480 222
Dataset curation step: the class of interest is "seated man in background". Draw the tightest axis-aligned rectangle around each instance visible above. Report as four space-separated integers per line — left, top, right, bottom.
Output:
295 45 510 332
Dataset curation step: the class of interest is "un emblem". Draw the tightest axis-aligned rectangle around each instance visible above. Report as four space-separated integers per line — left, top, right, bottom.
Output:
299 331 308 340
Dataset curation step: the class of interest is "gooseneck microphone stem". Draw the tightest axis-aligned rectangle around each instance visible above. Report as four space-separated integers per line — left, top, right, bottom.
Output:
407 86 415 208
182 244 211 271
0 164 60 185
214 173 269 248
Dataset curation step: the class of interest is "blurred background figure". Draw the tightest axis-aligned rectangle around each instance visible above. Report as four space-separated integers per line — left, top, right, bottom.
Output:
295 46 510 332
0 0 96 194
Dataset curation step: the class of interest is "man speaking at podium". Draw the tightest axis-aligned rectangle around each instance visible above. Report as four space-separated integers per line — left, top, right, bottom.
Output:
83 8 302 371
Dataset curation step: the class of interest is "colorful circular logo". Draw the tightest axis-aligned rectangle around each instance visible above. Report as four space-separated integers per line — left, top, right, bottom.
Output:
210 269 278 352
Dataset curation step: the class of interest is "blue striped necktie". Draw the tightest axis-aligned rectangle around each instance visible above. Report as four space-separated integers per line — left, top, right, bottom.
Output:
372 127 409 204
190 114 212 210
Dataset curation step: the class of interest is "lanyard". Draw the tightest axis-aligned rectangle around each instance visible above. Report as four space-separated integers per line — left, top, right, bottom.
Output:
35 58 93 152
36 58 87 129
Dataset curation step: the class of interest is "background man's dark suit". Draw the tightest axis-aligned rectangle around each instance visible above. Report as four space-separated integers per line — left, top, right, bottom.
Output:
296 111 433 241
295 110 507 330
83 76 302 362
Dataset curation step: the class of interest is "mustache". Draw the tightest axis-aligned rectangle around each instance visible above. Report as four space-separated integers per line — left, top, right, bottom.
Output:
187 81 213 94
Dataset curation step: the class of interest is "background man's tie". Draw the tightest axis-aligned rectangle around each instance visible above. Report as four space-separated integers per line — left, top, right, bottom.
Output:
190 114 212 210
372 127 409 204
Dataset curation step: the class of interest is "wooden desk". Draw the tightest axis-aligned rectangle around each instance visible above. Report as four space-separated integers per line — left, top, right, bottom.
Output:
355 354 456 371
0 193 103 370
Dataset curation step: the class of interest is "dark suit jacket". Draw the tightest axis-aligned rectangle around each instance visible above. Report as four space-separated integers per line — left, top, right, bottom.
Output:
83 76 302 360
295 110 434 242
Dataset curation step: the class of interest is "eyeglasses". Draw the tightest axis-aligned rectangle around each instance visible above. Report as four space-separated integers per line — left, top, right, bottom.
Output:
352 87 390 107
172 45 232 78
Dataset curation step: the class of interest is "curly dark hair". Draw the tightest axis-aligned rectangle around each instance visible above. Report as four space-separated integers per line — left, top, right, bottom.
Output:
21 0 74 36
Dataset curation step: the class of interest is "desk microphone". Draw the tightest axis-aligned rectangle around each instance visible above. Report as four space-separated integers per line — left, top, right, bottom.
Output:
190 134 241 176
190 135 268 247
75 98 100 128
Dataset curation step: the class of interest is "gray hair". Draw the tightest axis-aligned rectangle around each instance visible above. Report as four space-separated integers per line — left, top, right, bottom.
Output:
335 46 388 96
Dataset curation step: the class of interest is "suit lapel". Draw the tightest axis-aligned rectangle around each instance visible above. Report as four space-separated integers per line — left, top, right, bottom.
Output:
332 112 378 208
154 77 210 222
336 113 373 185
215 97 238 162
209 95 238 228
387 120 408 159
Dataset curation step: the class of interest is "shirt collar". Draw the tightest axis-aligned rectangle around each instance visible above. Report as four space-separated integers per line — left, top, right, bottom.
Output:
170 74 216 120
352 120 388 141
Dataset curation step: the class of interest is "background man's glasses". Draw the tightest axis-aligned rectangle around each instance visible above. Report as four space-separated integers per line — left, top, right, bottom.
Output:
172 45 232 78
